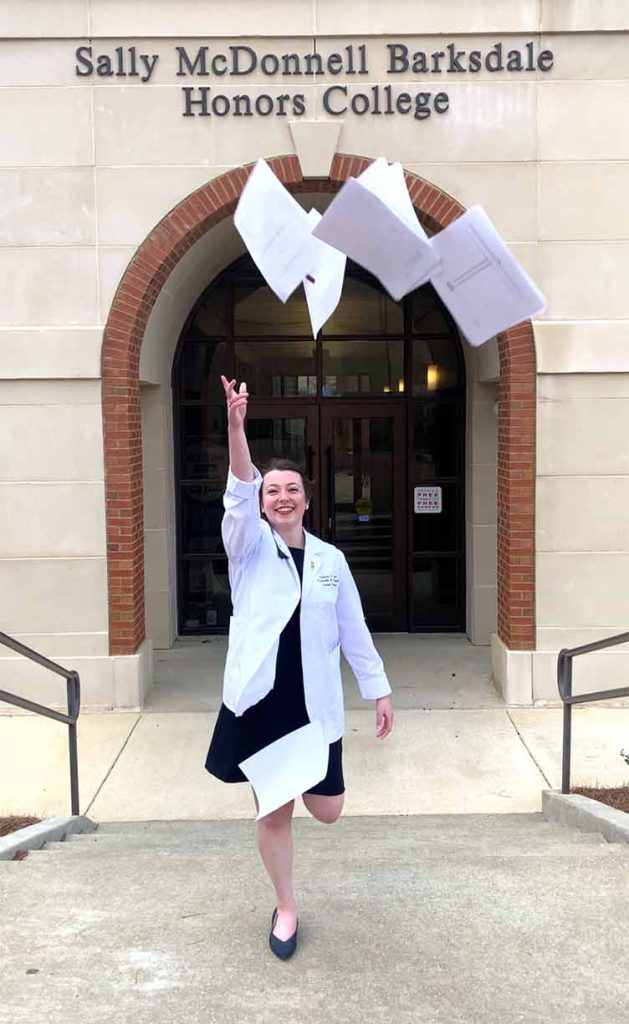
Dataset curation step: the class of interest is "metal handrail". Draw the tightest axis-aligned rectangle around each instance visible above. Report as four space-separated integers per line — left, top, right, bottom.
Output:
0 630 81 815
557 629 629 794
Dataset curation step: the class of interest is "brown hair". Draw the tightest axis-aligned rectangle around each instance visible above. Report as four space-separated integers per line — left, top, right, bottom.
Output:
261 458 313 503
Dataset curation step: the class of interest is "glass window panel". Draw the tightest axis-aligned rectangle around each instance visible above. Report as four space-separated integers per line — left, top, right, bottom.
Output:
178 341 229 401
234 282 311 336
413 401 461 481
188 284 228 337
412 482 461 553
323 276 403 336
235 340 316 397
322 340 404 396
412 337 459 396
247 417 307 471
349 562 394 624
330 417 394 628
181 557 231 631
410 284 450 336
181 485 225 555
412 556 461 629
180 407 228 480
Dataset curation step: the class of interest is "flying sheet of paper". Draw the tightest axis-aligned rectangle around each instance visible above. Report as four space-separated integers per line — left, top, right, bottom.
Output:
358 157 430 247
303 209 347 338
312 167 439 302
429 205 546 347
233 158 316 303
239 721 329 821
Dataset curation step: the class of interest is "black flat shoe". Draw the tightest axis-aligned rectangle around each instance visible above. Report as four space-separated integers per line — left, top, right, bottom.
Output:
269 907 298 960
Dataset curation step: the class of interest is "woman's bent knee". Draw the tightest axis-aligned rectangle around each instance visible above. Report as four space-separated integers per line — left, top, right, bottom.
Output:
302 792 344 824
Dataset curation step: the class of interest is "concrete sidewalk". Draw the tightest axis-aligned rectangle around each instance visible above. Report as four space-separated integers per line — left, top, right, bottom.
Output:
2 704 629 822
1 635 628 821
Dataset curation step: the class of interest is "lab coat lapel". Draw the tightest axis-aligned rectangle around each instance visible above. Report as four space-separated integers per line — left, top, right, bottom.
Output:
301 533 323 603
271 529 301 591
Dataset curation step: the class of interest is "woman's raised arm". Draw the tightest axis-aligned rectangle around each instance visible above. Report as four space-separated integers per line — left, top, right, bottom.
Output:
222 375 254 482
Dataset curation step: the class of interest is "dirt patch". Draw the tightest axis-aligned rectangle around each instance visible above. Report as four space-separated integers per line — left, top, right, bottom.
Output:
573 786 629 814
0 816 40 838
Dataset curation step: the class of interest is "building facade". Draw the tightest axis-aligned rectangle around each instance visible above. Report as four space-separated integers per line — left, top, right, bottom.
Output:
2 0 629 709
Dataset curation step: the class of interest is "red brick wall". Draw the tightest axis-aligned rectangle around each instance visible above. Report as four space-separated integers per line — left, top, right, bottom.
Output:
496 322 537 648
102 154 535 655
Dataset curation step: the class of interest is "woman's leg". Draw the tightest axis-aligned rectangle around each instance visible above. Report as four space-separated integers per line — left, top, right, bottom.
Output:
256 798 298 940
302 792 345 824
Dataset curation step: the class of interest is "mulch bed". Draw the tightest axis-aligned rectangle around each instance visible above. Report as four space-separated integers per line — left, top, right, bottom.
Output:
573 786 629 814
0 816 40 838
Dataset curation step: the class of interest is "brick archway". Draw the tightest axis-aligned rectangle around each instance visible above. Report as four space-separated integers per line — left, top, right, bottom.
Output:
102 154 535 655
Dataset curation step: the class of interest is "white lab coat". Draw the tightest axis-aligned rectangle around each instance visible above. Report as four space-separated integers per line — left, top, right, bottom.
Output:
221 467 391 742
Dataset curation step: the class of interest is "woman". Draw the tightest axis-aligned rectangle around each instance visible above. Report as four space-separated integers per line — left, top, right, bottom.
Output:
205 375 394 960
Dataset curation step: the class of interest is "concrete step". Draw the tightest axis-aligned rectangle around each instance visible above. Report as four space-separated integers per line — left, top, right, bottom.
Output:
76 813 606 845
10 827 628 875
9 850 626 898
95 812 560 834
20 845 625 879
46 813 608 849
27 814 613 863
39 830 608 861
3 815 628 1024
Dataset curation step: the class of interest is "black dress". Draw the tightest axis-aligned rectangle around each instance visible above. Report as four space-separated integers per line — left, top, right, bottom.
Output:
205 546 344 797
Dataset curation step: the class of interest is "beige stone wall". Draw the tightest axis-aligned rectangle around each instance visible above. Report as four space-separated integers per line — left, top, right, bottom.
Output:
466 376 498 646
534 373 629 699
1 0 629 702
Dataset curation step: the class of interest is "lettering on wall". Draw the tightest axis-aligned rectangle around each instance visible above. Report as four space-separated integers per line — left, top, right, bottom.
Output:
74 41 555 120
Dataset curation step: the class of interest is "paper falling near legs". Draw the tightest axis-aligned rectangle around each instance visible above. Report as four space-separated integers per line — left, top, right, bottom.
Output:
239 721 329 820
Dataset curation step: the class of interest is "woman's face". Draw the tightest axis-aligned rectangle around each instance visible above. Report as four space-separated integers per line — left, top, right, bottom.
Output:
261 470 309 532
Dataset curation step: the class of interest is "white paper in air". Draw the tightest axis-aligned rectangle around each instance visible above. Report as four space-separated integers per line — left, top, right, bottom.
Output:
303 209 347 338
359 158 429 244
233 158 316 303
312 157 438 301
429 205 546 347
233 157 547 350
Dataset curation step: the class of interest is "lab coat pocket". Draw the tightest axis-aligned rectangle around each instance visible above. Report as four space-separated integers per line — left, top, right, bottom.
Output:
318 602 340 654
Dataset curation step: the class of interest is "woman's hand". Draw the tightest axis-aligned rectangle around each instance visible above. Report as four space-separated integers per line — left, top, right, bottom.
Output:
375 696 394 739
221 375 249 431
221 375 254 482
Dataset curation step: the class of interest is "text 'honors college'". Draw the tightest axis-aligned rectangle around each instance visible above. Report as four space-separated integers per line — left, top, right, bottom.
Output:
75 41 555 121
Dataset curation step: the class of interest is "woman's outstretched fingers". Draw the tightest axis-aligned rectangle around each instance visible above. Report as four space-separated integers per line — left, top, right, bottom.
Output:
376 696 394 739
220 375 235 398
222 377 249 428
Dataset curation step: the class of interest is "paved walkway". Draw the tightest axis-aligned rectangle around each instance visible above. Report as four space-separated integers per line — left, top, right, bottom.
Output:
2 636 628 821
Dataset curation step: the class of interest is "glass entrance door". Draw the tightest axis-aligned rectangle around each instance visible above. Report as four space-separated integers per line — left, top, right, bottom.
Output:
177 404 318 634
320 404 406 631
174 255 466 636
245 404 320 536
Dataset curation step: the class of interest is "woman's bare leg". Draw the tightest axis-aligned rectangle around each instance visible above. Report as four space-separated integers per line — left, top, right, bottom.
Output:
302 792 345 823
255 798 298 940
